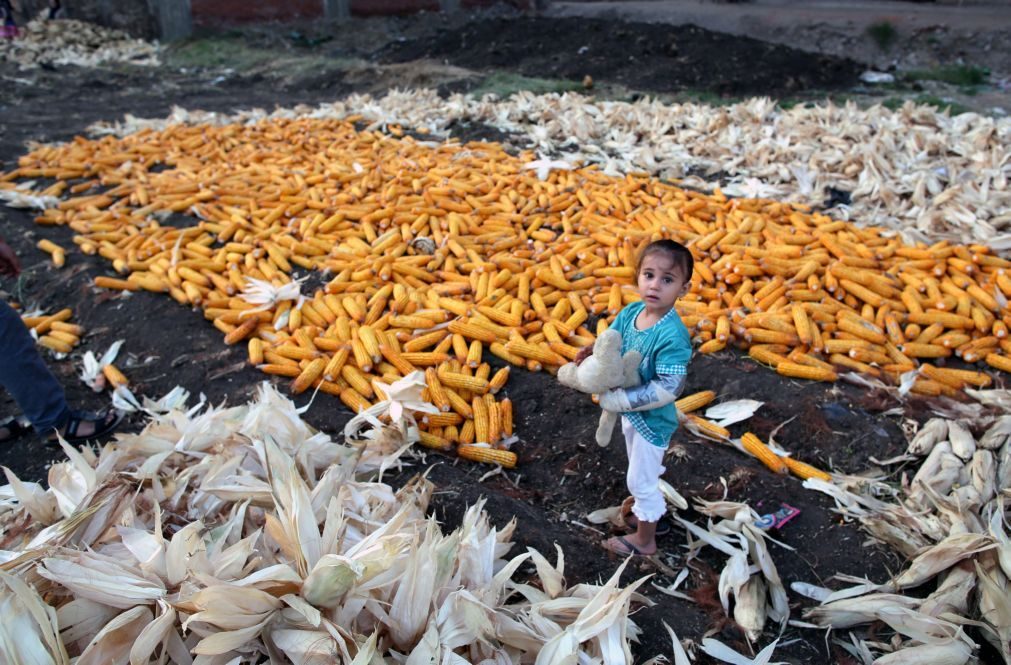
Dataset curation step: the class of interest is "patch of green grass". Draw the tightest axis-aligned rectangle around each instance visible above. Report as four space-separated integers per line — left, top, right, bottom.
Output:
906 64 989 86
866 21 898 51
165 37 275 70
469 72 584 98
882 94 972 116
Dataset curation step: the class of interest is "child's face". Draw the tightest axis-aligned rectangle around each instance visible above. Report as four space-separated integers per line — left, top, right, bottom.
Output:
637 253 689 312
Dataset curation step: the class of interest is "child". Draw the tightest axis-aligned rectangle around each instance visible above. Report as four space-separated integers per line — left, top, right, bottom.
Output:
575 239 694 556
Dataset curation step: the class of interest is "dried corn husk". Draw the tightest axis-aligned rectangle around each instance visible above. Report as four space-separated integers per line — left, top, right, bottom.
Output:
0 15 159 69
0 382 651 664
908 419 948 457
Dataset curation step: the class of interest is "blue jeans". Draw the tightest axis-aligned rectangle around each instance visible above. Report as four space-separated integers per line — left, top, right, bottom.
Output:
0 300 71 434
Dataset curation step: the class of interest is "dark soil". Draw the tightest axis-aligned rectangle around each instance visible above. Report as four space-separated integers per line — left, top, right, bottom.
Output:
0 11 942 664
380 16 863 96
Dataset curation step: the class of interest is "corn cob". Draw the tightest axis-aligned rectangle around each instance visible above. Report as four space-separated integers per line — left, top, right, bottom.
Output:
776 361 837 382
292 358 327 394
489 366 510 393
248 338 264 365
740 432 789 474
683 413 730 441
339 387 371 413
782 456 831 481
439 372 490 394
102 364 129 388
260 363 301 378
457 444 517 468
985 353 1011 374
675 390 716 414
472 396 490 443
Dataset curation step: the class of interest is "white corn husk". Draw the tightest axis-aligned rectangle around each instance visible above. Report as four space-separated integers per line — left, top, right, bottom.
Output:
78 340 124 392
998 438 1011 491
974 559 1011 662
805 594 922 629
733 575 768 643
946 421 976 461
701 637 785 665
0 15 160 69
908 442 963 506
908 419 949 457
892 533 995 589
871 640 973 665
0 569 69 665
0 381 652 664
75 605 153 665
919 564 976 618
969 450 998 505
979 415 1011 450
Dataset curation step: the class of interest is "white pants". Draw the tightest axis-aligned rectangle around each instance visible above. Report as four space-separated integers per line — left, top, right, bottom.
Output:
622 416 667 523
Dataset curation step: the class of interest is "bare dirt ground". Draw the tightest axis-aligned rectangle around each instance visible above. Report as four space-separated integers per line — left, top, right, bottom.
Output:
0 5 1006 663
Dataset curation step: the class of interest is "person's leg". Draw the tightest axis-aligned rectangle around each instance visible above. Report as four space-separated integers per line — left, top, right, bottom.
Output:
606 422 666 555
0 300 71 435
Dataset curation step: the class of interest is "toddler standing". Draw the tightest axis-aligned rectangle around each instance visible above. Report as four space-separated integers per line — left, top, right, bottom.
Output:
576 239 694 556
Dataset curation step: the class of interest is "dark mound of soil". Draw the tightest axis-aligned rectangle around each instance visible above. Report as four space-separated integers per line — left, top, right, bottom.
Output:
381 16 863 95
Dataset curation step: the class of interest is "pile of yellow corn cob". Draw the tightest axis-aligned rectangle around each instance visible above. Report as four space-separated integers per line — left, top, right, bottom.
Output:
3 117 1010 464
19 307 83 355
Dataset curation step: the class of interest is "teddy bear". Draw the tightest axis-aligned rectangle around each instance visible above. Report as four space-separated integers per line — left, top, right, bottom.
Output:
557 328 641 447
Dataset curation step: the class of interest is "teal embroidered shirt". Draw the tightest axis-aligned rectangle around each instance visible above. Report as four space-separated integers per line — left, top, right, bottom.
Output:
610 301 692 448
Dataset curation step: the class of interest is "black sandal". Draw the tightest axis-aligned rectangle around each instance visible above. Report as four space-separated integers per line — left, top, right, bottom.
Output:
47 409 123 445
0 417 30 444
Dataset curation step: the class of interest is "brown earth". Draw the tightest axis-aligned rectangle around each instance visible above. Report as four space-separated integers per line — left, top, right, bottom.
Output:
0 8 1001 664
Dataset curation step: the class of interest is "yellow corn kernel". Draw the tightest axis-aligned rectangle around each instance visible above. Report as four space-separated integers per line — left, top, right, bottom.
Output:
783 456 831 481
324 345 350 380
259 363 301 378
102 364 129 388
403 329 449 352
292 357 327 394
339 387 372 413
466 340 483 368
424 368 452 412
418 430 452 451
489 366 510 393
985 353 1011 374
472 397 490 443
440 372 490 394
448 319 498 344
740 432 788 474
776 361 837 382
674 390 716 414
683 413 730 441
500 398 513 436
457 444 516 468
341 365 374 398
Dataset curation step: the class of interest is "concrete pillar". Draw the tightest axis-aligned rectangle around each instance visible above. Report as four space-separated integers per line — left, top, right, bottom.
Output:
323 0 350 20
147 0 191 41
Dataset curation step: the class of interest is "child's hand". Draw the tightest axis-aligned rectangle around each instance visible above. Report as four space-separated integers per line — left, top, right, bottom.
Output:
574 345 593 366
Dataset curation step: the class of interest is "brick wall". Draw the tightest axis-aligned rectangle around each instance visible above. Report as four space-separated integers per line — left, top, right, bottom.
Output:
191 0 322 27
191 0 531 25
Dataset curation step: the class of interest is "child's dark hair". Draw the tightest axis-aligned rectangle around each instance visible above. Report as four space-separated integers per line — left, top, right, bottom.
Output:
635 239 694 281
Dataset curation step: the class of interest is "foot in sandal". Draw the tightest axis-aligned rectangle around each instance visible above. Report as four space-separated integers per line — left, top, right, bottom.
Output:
603 534 657 557
46 409 123 445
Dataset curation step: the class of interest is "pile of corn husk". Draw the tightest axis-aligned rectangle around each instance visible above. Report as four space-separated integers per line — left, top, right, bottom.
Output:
796 413 1011 664
0 381 649 664
87 89 1011 249
674 501 791 645
0 15 160 69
